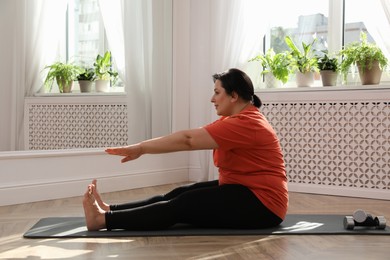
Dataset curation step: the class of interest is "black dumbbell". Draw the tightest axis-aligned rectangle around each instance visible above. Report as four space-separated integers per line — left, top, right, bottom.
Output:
344 209 387 230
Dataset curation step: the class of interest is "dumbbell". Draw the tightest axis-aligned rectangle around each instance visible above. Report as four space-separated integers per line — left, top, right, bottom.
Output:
343 209 387 230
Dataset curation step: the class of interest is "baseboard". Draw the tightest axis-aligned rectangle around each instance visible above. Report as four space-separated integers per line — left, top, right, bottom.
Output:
288 183 390 200
0 149 190 206
0 168 188 206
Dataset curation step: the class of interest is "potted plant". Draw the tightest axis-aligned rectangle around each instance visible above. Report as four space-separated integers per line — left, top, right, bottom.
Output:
317 51 339 86
285 36 319 87
339 32 388 85
43 62 83 93
249 48 291 88
77 67 95 93
94 51 119 92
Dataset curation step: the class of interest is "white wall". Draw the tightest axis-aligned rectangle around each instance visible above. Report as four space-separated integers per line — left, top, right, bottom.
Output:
0 0 196 206
0 0 16 151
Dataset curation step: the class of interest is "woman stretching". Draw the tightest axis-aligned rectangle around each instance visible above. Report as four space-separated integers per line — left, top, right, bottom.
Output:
83 68 288 231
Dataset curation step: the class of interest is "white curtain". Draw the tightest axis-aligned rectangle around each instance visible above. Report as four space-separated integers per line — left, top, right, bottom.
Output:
354 0 390 58
209 0 268 74
98 0 125 79
190 0 269 181
5 0 67 150
375 0 390 57
99 0 172 144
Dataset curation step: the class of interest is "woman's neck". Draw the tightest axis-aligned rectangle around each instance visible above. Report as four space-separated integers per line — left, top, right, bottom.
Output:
231 101 251 115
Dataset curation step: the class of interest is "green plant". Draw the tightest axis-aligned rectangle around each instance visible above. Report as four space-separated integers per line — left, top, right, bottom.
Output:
285 36 318 73
338 31 388 82
94 51 118 84
249 48 292 84
77 67 95 81
317 51 339 72
43 62 83 92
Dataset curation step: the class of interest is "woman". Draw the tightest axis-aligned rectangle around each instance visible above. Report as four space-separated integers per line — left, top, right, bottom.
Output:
83 68 288 231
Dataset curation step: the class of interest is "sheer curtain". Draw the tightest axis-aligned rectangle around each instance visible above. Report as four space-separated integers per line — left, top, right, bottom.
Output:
190 0 269 181
99 0 172 144
381 0 390 55
353 0 390 57
210 0 268 75
98 0 125 79
7 0 67 150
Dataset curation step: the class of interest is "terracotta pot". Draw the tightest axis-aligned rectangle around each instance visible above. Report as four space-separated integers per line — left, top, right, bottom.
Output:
79 80 92 93
63 84 73 93
56 78 74 93
357 60 382 85
320 70 338 86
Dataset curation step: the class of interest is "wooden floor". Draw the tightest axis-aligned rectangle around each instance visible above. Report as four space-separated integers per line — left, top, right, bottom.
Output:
1 183 390 260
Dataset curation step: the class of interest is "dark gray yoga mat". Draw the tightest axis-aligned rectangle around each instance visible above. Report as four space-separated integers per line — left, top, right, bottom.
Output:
23 214 390 238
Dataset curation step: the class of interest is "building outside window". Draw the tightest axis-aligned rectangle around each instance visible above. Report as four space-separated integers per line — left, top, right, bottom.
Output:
68 0 105 64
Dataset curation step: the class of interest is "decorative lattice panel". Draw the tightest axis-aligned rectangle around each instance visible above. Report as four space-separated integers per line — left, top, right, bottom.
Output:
27 104 128 150
262 101 390 190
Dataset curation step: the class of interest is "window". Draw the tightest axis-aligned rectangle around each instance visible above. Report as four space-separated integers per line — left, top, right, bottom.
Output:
64 0 123 92
257 0 390 88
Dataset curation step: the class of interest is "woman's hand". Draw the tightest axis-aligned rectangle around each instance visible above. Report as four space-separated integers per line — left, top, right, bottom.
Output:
105 144 143 163
105 128 217 163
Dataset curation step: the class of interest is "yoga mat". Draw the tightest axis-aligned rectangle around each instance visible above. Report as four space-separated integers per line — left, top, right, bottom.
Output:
23 214 390 238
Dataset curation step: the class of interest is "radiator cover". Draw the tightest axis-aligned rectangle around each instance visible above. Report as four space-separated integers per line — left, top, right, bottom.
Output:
259 87 390 197
25 96 128 150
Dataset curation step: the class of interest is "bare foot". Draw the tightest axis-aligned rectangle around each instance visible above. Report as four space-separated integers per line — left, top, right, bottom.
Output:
83 187 106 231
88 179 111 211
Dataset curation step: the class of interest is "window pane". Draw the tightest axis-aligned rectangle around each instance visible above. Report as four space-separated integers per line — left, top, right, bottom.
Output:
257 0 330 88
268 1 329 54
69 0 103 65
344 0 389 45
344 0 390 82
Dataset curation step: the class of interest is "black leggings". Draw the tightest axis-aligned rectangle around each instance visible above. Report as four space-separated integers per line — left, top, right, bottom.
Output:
105 180 282 230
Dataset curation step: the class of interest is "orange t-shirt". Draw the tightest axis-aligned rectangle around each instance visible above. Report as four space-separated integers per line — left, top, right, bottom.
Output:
204 105 288 219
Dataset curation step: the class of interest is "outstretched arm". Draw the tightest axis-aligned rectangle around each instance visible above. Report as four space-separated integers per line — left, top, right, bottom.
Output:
105 128 218 163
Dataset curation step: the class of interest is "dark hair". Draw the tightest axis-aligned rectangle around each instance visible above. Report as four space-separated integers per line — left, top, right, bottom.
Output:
212 68 262 108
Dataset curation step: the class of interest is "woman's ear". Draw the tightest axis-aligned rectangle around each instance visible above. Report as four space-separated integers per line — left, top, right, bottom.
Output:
230 91 239 102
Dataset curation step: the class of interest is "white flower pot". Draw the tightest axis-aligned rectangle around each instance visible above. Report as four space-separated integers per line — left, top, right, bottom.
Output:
95 80 110 92
296 71 314 87
264 73 282 88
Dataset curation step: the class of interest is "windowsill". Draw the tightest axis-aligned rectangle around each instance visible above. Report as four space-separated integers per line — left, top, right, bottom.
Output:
256 84 390 93
34 84 126 97
33 91 127 97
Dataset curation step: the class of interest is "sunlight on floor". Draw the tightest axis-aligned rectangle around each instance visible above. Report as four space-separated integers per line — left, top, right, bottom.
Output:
187 236 281 260
274 221 324 233
0 245 92 259
58 238 134 244
0 234 21 246
0 237 134 259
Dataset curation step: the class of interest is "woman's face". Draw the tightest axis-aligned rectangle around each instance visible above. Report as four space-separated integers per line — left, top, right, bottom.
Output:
211 80 234 116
